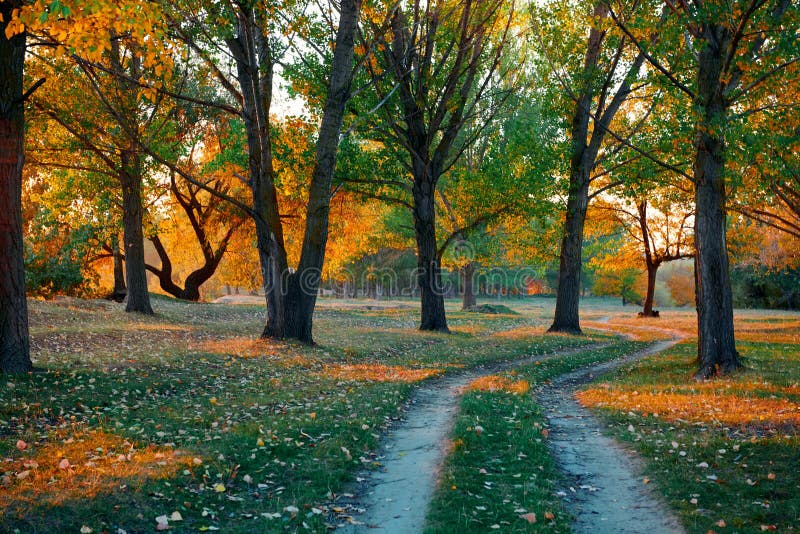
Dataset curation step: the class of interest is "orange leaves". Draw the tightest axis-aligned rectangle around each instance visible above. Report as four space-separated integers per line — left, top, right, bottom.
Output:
466 375 530 395
322 364 442 383
577 383 800 427
192 337 314 367
12 0 174 72
1 430 191 511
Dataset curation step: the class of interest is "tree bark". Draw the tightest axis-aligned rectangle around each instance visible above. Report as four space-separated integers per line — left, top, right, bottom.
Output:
226 5 288 339
549 170 590 334
282 0 361 343
638 200 659 318
693 23 740 378
110 235 127 302
642 262 659 317
0 4 32 373
461 262 477 310
413 179 449 332
548 4 608 335
119 151 153 315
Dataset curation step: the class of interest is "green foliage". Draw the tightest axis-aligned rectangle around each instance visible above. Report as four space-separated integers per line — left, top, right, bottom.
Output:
731 266 800 310
24 208 99 297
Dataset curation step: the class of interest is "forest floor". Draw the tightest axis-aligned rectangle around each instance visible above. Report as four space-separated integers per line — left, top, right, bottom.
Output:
1 296 799 533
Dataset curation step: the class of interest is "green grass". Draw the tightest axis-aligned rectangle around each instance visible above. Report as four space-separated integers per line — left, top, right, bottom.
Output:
424 340 645 533
578 334 800 532
1 296 591 533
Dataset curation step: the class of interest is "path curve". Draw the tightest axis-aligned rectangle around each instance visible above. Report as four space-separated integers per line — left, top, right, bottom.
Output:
538 337 686 533
335 343 607 533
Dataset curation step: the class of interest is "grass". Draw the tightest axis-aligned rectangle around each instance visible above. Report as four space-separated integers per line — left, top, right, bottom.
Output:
577 310 800 532
6 298 798 533
1 295 593 533
424 340 646 533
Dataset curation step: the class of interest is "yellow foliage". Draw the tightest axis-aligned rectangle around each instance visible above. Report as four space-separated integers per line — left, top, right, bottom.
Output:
577 385 800 427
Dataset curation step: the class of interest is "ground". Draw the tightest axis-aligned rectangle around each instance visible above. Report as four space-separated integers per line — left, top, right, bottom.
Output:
1 296 798 532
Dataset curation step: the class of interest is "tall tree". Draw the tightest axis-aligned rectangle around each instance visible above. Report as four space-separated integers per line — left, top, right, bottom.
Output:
359 0 518 331
160 0 362 341
0 0 31 373
609 0 799 377
537 0 654 334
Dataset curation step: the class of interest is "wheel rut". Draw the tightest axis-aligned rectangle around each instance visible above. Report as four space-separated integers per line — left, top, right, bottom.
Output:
538 338 686 533
336 331 685 533
335 343 606 533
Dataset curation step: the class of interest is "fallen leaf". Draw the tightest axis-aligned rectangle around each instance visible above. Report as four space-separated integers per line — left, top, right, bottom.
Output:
520 513 536 524
213 483 226 493
58 458 70 470
16 440 27 451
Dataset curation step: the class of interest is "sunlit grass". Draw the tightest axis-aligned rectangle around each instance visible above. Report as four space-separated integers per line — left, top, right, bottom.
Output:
322 363 443 382
2 429 191 512
465 374 530 395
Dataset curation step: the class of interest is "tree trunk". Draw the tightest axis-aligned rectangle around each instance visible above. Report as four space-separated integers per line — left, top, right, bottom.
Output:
227 6 288 339
461 262 477 310
0 6 31 374
110 235 127 302
549 172 589 334
119 152 153 315
413 179 449 332
548 6 608 335
693 24 740 379
147 231 233 302
642 262 659 317
282 0 360 343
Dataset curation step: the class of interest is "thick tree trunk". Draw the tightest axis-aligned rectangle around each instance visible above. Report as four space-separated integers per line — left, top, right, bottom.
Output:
641 262 659 317
119 153 153 315
413 180 449 332
461 262 477 310
0 7 31 374
110 235 127 302
549 172 589 334
282 0 360 343
693 24 740 379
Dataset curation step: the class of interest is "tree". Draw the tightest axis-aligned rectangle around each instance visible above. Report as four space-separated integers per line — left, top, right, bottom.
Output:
609 0 799 377
357 0 518 331
146 171 244 301
0 0 31 373
155 0 361 342
2 0 165 370
592 190 694 316
537 0 656 334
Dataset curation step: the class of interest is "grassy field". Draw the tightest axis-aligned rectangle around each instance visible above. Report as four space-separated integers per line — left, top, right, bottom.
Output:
3 297 798 533
577 310 800 532
1 295 594 533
